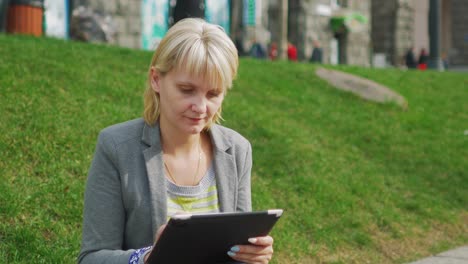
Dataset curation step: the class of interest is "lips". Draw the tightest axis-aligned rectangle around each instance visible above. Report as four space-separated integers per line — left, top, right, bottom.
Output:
188 117 204 122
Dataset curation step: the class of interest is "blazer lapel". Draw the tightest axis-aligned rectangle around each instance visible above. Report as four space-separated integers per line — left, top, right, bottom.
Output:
210 126 237 212
140 123 239 235
141 123 167 236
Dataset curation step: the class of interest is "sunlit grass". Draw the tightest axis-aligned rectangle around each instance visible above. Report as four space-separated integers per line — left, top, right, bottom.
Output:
1 34 466 263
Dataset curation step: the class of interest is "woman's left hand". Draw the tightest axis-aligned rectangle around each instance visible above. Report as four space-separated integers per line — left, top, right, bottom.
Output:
227 235 274 264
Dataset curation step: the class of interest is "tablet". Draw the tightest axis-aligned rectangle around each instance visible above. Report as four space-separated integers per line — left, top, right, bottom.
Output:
146 209 283 264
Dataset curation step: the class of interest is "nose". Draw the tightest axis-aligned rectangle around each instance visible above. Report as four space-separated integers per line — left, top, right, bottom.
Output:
191 96 207 113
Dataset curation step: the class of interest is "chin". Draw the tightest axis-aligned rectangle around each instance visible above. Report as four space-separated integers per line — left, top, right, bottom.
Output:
187 125 204 134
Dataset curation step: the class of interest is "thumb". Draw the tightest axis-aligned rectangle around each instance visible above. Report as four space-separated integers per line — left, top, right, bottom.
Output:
248 236 274 246
154 224 166 242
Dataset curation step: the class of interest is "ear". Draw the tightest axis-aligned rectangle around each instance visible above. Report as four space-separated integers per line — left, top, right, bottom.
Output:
150 66 161 93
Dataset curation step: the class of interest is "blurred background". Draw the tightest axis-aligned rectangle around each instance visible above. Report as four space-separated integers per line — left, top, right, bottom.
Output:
1 0 466 70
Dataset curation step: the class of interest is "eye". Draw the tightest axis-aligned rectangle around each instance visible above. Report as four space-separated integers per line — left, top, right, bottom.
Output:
207 90 222 98
179 86 193 94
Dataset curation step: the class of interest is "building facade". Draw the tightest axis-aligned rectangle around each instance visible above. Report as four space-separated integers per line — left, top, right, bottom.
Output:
448 0 468 66
267 0 371 66
69 0 467 67
71 0 372 66
71 0 231 50
371 0 468 67
72 0 143 49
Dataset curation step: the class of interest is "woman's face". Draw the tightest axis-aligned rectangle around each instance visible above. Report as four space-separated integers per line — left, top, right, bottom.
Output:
151 68 225 135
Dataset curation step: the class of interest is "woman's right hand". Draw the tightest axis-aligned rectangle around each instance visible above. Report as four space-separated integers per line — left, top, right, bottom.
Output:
154 224 167 242
143 224 167 263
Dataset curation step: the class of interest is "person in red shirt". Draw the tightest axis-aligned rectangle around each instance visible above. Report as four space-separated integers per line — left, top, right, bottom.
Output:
418 48 428 70
287 42 297 61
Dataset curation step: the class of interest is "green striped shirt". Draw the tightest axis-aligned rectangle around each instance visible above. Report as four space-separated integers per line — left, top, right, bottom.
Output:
166 164 219 219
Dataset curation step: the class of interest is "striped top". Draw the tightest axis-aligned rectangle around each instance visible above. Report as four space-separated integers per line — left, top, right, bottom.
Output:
166 164 219 219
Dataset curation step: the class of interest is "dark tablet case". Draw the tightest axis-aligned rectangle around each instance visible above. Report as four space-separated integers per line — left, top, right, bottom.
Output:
146 210 283 264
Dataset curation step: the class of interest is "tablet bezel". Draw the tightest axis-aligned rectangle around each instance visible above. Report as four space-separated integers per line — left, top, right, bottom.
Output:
146 209 283 264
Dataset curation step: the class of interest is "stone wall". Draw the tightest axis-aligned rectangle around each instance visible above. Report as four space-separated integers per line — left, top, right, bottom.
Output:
72 0 142 49
394 0 415 65
372 0 468 67
413 0 429 54
345 0 371 66
69 0 467 67
269 0 371 66
372 0 397 66
70 0 376 67
346 32 371 66
299 0 333 62
450 0 468 65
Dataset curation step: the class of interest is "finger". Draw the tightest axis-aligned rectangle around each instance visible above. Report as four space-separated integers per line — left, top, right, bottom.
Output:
154 224 166 242
248 236 274 246
228 251 272 264
229 244 273 255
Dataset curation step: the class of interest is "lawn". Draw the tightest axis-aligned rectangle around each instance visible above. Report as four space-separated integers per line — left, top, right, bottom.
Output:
0 34 467 263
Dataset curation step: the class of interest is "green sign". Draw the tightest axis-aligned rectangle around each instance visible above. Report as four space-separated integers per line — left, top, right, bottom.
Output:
243 0 256 26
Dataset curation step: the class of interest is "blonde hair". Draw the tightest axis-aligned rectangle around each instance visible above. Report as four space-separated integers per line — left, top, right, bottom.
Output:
143 18 239 127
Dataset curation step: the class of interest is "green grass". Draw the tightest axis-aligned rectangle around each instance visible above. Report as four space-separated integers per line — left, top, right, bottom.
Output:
1 34 467 263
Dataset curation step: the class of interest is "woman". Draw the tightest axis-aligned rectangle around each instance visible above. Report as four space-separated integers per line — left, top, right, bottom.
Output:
78 18 274 264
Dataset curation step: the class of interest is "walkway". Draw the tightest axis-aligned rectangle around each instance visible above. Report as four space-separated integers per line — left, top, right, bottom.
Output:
315 67 407 109
408 246 468 264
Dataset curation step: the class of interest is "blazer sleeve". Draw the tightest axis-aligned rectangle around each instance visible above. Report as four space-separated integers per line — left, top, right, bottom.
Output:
236 142 252 212
78 131 134 264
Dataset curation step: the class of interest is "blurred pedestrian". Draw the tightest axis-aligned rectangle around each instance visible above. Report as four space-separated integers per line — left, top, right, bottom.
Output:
269 42 278 60
405 47 417 69
287 42 297 61
309 40 323 63
418 48 428 70
250 39 266 59
441 51 449 70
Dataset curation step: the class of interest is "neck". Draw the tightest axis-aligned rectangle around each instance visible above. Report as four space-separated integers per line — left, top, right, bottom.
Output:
159 122 201 156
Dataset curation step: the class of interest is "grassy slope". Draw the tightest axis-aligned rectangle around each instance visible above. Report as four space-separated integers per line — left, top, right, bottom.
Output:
0 35 466 263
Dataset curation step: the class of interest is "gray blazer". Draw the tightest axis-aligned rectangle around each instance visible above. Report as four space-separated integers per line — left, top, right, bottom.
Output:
78 118 252 264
